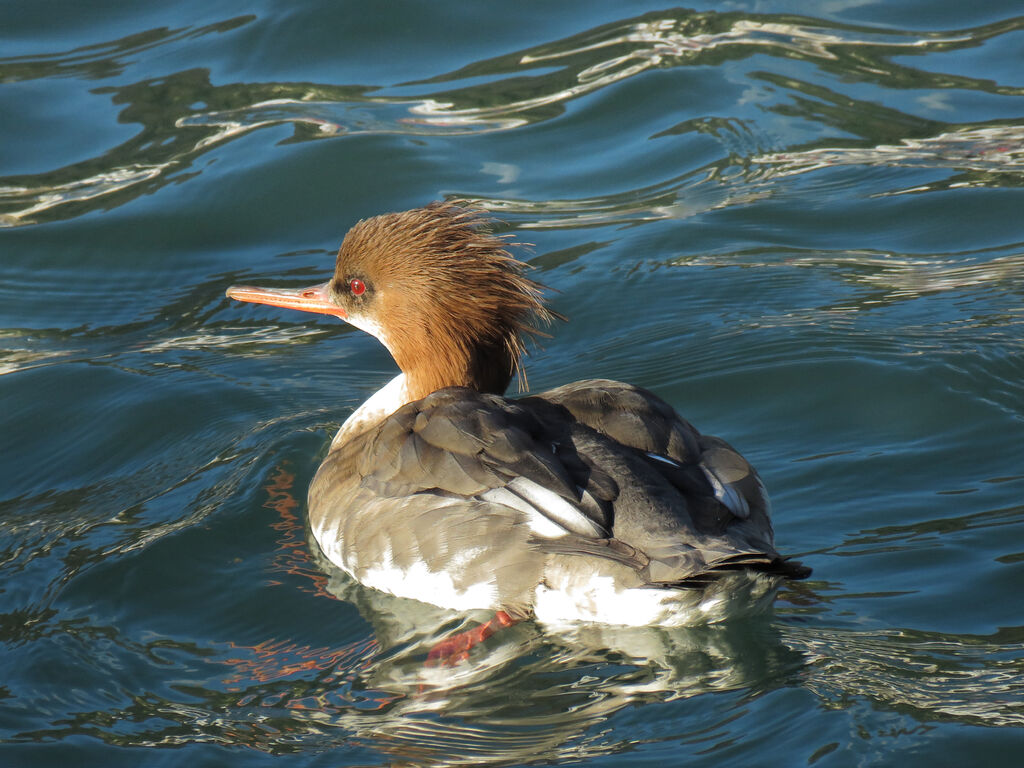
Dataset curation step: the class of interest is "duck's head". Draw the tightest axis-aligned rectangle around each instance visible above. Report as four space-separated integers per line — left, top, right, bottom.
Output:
227 201 560 399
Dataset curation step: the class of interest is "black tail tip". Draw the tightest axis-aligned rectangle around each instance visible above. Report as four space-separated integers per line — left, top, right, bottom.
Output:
779 557 812 580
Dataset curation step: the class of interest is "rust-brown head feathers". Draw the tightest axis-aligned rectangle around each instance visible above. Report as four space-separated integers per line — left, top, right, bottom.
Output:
332 201 562 399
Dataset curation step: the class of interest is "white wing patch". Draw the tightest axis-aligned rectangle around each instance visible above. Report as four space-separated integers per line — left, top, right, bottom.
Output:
647 451 753 520
480 476 607 539
645 451 681 467
479 487 566 539
700 464 751 519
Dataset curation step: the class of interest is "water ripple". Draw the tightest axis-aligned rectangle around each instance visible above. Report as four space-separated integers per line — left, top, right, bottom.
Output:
787 624 1024 728
755 124 1024 195
3 9 1022 226
0 16 254 83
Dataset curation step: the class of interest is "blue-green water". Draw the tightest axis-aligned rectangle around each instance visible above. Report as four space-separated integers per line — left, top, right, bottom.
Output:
2 1 1023 765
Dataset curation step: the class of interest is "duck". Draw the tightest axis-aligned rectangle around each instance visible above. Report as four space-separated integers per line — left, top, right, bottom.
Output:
227 201 809 631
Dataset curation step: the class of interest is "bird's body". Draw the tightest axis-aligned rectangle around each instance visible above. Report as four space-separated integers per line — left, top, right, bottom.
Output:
227 202 808 628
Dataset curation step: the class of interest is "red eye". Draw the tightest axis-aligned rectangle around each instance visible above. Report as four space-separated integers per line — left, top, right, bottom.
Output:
349 278 366 296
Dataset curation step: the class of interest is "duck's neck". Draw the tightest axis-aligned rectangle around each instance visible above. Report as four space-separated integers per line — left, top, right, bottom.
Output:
331 340 518 448
400 338 516 401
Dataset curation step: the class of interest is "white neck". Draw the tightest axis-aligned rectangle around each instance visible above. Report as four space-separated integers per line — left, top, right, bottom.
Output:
331 373 410 448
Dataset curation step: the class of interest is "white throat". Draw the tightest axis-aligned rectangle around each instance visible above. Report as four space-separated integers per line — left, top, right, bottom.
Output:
331 373 410 448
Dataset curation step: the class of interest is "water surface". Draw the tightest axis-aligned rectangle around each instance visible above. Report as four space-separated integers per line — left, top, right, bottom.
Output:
2 1 1023 765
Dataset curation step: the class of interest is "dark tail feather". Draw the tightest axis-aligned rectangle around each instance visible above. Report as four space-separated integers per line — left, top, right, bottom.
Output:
533 535 812 586
670 553 811 588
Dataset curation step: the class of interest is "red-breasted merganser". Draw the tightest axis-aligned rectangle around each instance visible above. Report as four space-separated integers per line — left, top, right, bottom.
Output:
227 202 809 628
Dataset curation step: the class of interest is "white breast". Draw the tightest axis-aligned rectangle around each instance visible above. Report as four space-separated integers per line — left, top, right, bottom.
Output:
331 373 409 448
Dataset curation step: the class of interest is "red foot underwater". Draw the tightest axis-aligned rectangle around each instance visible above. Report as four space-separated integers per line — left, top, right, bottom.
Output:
426 611 518 667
